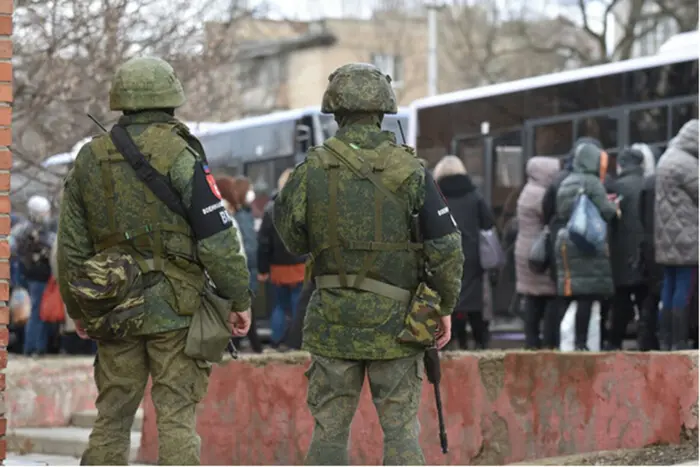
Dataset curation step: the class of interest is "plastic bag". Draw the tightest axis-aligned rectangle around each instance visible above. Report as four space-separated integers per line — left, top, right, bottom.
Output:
567 190 607 254
528 227 550 274
9 287 31 326
479 228 506 270
559 300 601 352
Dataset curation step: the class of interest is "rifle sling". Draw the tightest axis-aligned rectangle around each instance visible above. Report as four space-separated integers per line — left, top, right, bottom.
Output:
110 125 189 221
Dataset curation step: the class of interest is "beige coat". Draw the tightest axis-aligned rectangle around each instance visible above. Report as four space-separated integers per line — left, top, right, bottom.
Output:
514 157 560 296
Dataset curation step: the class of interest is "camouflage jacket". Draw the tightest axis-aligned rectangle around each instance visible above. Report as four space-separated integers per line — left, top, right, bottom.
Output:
57 111 251 336
273 122 463 360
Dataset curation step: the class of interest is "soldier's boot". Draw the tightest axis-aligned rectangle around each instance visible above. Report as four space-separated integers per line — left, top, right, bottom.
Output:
671 308 689 351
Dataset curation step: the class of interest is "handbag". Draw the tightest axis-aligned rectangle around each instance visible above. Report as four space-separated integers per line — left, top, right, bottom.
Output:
479 228 506 270
566 189 607 254
528 227 550 274
40 276 66 323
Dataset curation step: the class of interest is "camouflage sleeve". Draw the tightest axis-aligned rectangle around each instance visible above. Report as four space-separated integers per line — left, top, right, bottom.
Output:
56 159 95 320
272 161 309 255
410 171 464 316
169 149 251 311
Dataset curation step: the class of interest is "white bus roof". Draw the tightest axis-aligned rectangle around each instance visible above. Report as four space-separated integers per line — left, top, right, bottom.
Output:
194 105 410 138
658 29 699 54
42 107 410 167
409 47 698 112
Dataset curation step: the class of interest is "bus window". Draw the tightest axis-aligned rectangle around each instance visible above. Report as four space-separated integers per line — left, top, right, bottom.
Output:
245 160 273 196
575 115 618 150
629 106 668 145
491 130 523 230
460 142 485 190
534 121 574 157
671 100 698 136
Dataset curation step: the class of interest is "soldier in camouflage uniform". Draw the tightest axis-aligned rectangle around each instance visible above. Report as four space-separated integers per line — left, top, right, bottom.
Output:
56 57 252 465
273 63 464 465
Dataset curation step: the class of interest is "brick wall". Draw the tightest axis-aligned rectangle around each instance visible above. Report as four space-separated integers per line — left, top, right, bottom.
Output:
0 0 11 463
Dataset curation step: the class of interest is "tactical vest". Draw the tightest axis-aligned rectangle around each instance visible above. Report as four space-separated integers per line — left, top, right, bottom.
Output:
309 137 424 304
85 123 205 315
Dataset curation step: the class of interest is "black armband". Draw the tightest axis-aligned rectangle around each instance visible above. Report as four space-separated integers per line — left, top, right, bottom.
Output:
188 162 233 241
419 171 458 240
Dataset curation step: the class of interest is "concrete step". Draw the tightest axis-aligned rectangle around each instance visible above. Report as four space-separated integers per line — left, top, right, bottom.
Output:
6 427 141 462
70 408 144 431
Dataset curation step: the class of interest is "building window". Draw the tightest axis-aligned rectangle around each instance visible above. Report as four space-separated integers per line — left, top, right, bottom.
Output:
370 53 404 87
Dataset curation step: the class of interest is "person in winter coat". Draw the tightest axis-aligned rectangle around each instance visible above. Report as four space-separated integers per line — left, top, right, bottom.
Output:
12 195 57 356
636 143 663 350
434 155 495 350
554 143 619 350
217 175 263 353
654 119 699 350
514 156 561 349
542 137 603 283
607 147 648 349
257 169 307 349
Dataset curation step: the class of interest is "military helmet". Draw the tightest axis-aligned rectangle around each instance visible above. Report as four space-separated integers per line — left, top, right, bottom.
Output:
321 63 398 115
109 56 186 111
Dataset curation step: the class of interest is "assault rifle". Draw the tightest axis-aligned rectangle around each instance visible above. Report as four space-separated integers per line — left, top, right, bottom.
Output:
398 120 448 455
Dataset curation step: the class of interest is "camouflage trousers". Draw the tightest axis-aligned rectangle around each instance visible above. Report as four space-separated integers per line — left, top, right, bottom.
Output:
80 328 211 465
304 352 425 465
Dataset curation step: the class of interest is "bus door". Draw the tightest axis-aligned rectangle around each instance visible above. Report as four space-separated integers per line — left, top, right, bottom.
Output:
451 126 524 319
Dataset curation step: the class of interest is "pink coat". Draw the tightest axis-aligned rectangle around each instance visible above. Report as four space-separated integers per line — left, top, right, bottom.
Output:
514 157 560 296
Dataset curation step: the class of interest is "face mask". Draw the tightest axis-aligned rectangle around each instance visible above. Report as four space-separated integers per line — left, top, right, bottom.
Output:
245 190 256 205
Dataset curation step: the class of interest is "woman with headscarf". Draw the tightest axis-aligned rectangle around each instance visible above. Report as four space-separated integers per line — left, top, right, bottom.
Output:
433 155 495 350
514 156 561 349
216 175 263 353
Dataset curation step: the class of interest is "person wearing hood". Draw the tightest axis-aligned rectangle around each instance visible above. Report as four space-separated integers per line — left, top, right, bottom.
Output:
542 137 603 284
12 195 57 356
515 156 561 349
654 119 699 350
434 155 495 350
257 168 307 350
554 143 619 350
217 175 263 353
636 143 663 350
607 147 648 350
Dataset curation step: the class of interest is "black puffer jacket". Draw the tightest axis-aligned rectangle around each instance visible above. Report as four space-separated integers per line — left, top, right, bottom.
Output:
437 174 495 312
639 174 663 295
608 148 646 287
257 194 306 274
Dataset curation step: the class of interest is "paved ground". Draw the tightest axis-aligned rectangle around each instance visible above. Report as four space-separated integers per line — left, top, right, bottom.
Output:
5 453 149 466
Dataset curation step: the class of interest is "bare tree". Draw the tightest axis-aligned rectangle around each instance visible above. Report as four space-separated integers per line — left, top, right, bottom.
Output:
512 0 697 66
11 0 284 202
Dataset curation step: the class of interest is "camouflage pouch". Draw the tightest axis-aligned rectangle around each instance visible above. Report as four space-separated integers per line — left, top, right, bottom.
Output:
68 250 146 341
184 280 233 363
397 282 442 347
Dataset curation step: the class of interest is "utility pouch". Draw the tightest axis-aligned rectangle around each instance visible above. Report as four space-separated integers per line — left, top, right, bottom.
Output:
397 282 442 347
184 281 234 363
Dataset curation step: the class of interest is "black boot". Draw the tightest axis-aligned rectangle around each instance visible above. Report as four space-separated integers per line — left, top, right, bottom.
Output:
660 308 674 350
671 309 689 350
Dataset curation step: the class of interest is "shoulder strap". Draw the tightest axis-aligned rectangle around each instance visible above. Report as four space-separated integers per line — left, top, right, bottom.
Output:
323 138 405 209
109 125 189 221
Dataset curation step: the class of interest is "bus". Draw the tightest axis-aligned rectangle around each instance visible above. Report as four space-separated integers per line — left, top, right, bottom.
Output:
194 106 410 202
43 106 411 209
408 34 698 317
